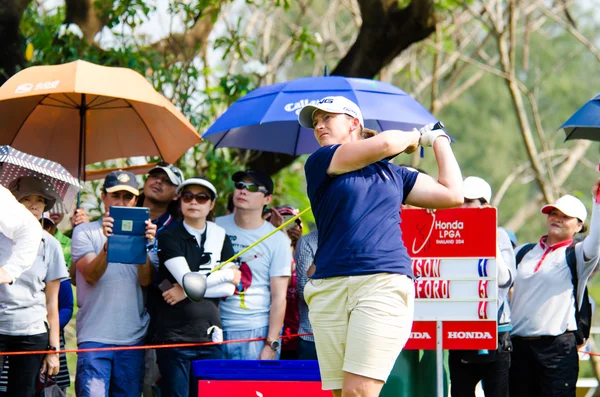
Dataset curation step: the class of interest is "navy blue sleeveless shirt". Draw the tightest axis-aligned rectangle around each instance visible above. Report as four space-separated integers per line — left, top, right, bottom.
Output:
305 144 417 279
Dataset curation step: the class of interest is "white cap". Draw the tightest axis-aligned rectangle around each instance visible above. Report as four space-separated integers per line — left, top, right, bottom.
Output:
464 176 492 204
42 212 55 225
298 96 364 129
541 195 587 222
176 177 218 199
149 163 184 186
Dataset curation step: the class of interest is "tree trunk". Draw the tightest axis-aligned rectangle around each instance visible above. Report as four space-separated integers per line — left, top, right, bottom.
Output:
333 0 435 77
0 0 31 86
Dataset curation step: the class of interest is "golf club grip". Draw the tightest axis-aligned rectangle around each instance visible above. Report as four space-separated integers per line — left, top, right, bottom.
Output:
432 121 445 130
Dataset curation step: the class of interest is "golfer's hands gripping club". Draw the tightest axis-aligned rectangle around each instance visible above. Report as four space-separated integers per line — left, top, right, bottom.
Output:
419 122 450 147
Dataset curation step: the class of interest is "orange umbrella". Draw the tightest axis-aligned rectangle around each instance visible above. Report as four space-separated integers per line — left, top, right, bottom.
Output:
0 60 201 181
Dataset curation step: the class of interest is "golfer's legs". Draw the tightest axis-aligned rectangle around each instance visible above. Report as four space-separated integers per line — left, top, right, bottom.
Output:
305 277 349 391
343 274 414 394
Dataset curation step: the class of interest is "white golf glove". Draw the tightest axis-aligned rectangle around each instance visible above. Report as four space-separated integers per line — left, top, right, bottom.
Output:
419 123 450 147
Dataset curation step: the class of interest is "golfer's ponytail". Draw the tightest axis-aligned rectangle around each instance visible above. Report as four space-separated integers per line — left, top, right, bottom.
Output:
360 128 377 140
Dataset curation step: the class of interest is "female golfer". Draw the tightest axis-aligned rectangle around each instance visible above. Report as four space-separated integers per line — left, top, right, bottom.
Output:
298 96 463 397
509 191 600 397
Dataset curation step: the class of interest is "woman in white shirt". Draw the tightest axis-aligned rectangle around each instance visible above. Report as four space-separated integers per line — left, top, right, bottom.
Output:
509 185 600 397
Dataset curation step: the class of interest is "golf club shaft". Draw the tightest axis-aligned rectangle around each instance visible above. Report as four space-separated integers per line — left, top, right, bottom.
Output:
211 206 312 273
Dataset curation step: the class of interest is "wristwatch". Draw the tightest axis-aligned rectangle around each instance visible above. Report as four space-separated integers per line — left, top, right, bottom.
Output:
266 339 280 351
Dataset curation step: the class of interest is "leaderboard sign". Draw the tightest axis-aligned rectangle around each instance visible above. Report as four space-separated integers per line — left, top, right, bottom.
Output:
401 208 497 350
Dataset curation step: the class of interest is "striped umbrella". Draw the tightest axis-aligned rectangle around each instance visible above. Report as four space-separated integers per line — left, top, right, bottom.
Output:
0 146 81 209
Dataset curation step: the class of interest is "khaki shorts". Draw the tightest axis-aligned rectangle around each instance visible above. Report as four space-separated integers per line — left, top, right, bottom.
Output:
304 273 414 390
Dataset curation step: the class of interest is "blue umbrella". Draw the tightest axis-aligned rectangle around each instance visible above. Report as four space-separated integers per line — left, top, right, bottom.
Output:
561 93 600 141
560 93 600 202
203 76 437 155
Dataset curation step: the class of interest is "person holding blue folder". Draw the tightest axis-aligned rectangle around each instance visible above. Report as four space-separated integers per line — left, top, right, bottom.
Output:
72 170 157 397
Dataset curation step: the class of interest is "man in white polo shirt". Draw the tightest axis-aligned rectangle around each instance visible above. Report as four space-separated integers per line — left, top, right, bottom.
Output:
509 189 600 397
449 176 516 397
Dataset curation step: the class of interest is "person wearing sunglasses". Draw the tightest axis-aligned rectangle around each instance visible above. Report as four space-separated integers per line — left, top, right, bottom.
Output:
154 177 240 397
298 96 463 396
215 170 292 361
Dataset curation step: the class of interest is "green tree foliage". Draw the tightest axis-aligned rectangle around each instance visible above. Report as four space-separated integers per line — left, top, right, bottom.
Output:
14 1 600 236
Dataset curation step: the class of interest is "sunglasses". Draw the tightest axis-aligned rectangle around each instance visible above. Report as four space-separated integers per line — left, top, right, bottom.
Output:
234 181 268 194
181 192 212 204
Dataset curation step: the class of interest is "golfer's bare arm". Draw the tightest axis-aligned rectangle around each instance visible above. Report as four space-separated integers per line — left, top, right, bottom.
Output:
405 138 463 208
328 130 420 175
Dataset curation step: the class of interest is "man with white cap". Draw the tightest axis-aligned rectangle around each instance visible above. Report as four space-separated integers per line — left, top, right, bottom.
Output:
138 162 184 396
139 162 184 226
0 185 43 284
448 176 515 397
509 185 600 397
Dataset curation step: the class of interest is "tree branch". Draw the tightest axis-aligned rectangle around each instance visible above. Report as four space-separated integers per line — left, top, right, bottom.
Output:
332 0 435 77
0 0 32 84
505 140 591 231
541 7 600 62
152 3 224 60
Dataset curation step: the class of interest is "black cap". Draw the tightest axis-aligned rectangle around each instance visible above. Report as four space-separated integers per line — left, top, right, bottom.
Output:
232 170 273 194
104 170 139 196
